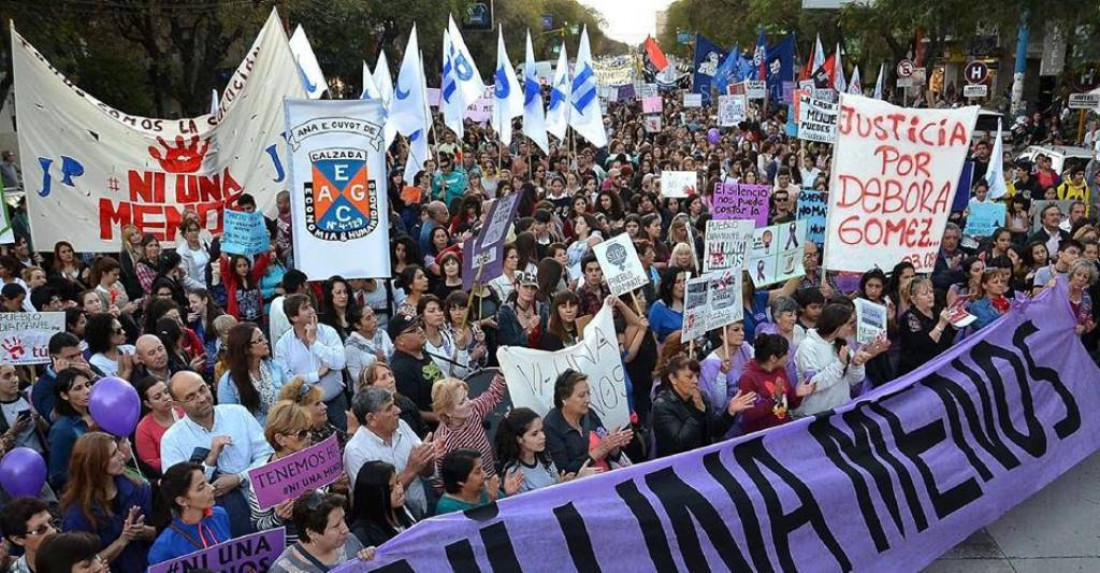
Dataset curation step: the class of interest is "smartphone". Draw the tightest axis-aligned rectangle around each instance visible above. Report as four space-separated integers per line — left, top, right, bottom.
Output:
190 447 211 463
16 410 31 423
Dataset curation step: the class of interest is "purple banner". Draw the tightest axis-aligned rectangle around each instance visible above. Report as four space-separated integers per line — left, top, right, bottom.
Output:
248 434 342 510
712 183 770 227
617 84 636 102
148 528 285 573
333 284 1100 572
463 192 522 289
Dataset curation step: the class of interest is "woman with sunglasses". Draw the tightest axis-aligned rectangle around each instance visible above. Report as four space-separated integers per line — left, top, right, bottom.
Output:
86 313 136 380
249 401 321 542
218 322 290 426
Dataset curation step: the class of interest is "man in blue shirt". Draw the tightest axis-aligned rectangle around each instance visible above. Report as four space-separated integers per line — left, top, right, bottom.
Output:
160 371 273 537
32 332 104 422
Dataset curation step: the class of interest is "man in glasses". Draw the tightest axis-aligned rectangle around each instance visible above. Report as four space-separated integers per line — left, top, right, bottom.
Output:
160 370 273 537
387 314 443 432
0 497 56 573
431 152 468 208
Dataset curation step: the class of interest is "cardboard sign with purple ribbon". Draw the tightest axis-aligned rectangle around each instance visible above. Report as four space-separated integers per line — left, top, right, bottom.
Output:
462 192 522 289
712 183 770 227
748 220 806 287
147 528 285 573
248 434 343 510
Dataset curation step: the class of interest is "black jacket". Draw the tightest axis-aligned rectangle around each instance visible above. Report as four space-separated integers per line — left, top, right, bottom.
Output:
651 388 735 458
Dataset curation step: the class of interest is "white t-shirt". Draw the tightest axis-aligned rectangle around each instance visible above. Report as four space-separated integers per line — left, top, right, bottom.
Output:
89 344 136 377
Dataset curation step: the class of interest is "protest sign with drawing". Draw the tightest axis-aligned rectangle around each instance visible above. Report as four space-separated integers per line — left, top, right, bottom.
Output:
497 304 630 430
593 233 649 297
796 189 829 244
147 528 285 573
247 434 343 510
718 94 746 127
644 115 662 133
711 183 770 227
642 96 663 114
660 171 698 199
703 219 753 274
854 298 888 344
964 202 1007 238
748 220 806 288
683 271 744 341
824 94 978 273
462 192 522 289
0 312 65 366
221 209 271 257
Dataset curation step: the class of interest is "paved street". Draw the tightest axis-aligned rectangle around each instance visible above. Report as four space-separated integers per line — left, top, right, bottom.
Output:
928 450 1100 572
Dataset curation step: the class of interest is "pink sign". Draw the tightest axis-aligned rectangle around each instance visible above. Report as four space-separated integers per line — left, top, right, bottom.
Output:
247 434 343 510
642 96 663 114
711 183 770 227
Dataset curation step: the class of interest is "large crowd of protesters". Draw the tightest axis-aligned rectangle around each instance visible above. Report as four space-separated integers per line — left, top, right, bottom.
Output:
0 82 1096 572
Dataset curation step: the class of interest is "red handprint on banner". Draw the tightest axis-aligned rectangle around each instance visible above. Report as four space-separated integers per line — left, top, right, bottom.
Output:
2 337 26 361
148 135 209 173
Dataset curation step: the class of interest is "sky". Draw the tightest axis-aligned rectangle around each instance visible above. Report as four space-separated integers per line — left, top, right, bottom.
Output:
577 0 677 46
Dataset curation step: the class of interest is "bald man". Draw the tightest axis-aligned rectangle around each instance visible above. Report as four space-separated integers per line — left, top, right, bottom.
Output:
418 200 451 254
133 334 177 384
160 371 272 537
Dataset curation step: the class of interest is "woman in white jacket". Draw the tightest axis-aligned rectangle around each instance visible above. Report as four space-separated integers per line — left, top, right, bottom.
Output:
793 304 889 417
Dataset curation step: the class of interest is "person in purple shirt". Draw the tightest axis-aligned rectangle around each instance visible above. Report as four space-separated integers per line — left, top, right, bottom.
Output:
699 322 754 439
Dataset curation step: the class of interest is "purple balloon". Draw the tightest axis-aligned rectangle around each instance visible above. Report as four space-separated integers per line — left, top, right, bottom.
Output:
89 377 141 437
0 448 46 498
707 128 721 144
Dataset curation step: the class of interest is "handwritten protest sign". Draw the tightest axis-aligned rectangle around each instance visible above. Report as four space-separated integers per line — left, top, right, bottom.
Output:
148 528 285 573
798 93 838 143
343 287 1100 573
593 233 649 297
248 434 343 510
718 94 746 127
642 96 663 114
748 220 806 287
712 183 770 227
854 298 887 344
660 171 698 199
683 93 702 108
745 80 767 99
683 271 744 341
703 219 753 274
796 189 829 244
463 193 521 289
497 305 629 430
824 94 978 273
0 312 64 366
221 210 271 257
964 202 1007 238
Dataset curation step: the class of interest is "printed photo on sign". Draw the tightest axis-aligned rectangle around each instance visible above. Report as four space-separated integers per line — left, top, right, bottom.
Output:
718 94 746 127
682 271 743 341
593 233 648 297
854 298 887 344
703 219 753 274
749 221 806 287
661 171 698 199
463 192 522 288
644 115 662 133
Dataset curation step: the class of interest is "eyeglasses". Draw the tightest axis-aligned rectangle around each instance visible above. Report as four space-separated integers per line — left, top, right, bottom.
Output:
176 384 211 404
284 428 310 441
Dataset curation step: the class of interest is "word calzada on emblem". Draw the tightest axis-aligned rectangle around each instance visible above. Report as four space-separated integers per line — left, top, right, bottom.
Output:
304 148 379 242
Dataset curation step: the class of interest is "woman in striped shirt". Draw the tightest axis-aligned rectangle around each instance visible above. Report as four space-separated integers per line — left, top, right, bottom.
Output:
429 375 508 492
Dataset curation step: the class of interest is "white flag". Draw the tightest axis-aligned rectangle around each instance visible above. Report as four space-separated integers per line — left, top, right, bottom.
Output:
812 34 826 75
492 27 523 147
441 30 466 139
872 62 885 100
546 42 571 141
987 120 1008 199
361 61 380 100
848 66 862 95
447 14 487 105
568 26 607 147
373 51 397 147
289 25 327 99
523 30 549 154
391 26 431 184
833 43 847 93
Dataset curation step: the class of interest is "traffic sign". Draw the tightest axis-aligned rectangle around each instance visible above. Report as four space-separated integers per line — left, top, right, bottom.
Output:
963 84 988 99
896 59 914 78
964 61 989 85
1068 93 1100 110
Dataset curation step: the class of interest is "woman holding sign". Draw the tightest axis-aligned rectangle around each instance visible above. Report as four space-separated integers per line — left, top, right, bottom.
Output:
148 462 231 566
248 401 319 543
793 305 889 417
898 278 957 377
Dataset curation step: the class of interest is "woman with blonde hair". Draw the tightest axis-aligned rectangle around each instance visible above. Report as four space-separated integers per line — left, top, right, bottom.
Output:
278 378 347 448
355 361 426 438
118 224 144 301
670 242 697 275
430 374 508 491
250 400 319 542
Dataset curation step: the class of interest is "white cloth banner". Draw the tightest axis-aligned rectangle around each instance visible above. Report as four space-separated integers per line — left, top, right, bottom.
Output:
285 99 390 279
497 305 629 431
0 312 65 365
12 11 304 251
824 95 978 273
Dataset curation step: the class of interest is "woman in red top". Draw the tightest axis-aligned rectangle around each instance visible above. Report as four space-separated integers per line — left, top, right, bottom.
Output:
738 333 815 434
214 252 270 323
133 377 183 476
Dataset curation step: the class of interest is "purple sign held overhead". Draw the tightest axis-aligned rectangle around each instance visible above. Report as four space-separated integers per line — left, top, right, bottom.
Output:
148 528 285 573
334 284 1100 572
462 192 521 289
712 182 770 227
248 434 342 510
